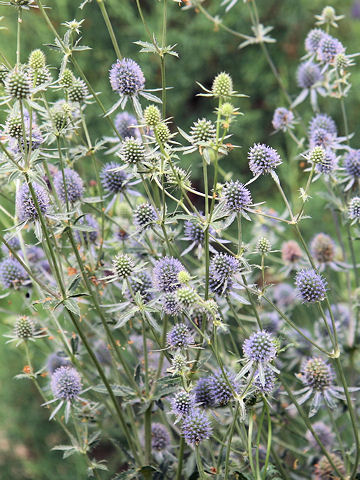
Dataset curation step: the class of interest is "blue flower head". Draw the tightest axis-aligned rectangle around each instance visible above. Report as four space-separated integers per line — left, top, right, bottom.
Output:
51 366 82 401
248 143 281 176
295 269 327 303
109 58 145 96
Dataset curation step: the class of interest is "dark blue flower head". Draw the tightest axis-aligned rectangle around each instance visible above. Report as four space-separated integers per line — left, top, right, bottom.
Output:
114 111 140 138
309 128 335 150
248 143 281 176
100 162 128 194
182 409 212 446
305 28 326 53
254 366 276 394
162 292 181 315
210 253 239 282
317 34 344 63
51 366 82 401
272 107 294 132
109 58 145 96
54 168 84 204
344 149 360 178
308 113 337 137
0 257 28 288
16 182 49 222
167 323 192 349
183 219 205 245
209 369 238 407
209 273 233 296
151 423 170 451
152 256 185 292
171 391 195 416
295 269 327 303
222 180 252 212
74 214 99 245
193 377 214 408
127 271 153 303
297 61 323 89
243 330 277 363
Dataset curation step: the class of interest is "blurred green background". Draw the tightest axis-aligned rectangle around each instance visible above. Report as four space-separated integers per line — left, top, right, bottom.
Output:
0 0 360 477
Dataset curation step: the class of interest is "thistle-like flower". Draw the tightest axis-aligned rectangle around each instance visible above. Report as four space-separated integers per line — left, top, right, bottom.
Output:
162 292 181 316
109 58 145 96
222 180 253 217
152 256 185 293
281 241 302 269
151 423 170 451
119 136 145 164
304 28 326 54
190 118 216 146
241 330 278 385
317 34 344 64
167 323 192 349
112 254 134 280
181 409 212 446
68 78 88 103
51 366 82 401
254 366 277 394
293 357 357 416
295 269 327 303
0 257 28 288
46 366 83 422
310 233 339 270
14 316 35 339
308 113 337 137
133 203 157 230
212 72 233 98
272 107 295 132
342 149 360 190
193 377 214 408
54 168 84 204
348 197 360 223
297 61 323 89
248 143 282 176
100 162 129 194
208 369 238 407
16 182 49 222
171 390 195 417
5 68 31 99
127 272 153 303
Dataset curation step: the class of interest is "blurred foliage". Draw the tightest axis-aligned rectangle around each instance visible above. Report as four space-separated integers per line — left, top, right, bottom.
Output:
0 0 360 476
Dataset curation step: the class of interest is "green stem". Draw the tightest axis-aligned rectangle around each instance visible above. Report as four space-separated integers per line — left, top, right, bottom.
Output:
175 437 185 480
195 446 206 480
224 404 239 479
96 0 122 59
